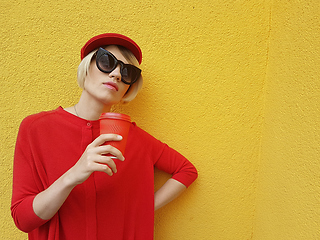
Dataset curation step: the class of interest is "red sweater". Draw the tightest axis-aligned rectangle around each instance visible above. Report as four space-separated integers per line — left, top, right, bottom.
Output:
11 107 198 240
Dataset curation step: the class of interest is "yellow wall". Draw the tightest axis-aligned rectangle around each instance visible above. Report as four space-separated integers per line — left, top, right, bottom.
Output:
253 1 320 239
1 0 319 239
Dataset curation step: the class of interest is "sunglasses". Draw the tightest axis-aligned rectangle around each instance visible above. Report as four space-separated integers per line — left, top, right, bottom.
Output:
95 47 141 85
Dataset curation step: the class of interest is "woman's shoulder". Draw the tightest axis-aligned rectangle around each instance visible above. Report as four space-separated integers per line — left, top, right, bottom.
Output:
128 122 164 146
129 122 152 138
20 107 62 129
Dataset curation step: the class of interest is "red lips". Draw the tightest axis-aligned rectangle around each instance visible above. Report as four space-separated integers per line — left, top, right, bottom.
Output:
103 82 119 91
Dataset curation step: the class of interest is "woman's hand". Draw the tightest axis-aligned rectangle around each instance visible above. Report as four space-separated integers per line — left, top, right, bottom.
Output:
33 134 124 220
67 134 125 186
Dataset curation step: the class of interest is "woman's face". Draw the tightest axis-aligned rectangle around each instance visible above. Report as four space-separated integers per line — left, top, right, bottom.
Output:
83 45 131 106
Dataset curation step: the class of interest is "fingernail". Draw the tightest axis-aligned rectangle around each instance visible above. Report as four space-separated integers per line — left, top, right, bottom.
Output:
118 135 123 140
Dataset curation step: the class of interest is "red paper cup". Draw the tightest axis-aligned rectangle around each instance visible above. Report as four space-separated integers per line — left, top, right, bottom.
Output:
99 112 131 156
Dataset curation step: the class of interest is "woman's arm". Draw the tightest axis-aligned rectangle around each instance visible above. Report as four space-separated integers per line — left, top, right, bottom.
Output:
152 143 197 210
154 178 186 211
33 134 124 220
32 168 77 220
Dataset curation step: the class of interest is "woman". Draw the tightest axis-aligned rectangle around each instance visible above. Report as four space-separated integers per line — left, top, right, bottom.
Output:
11 33 198 240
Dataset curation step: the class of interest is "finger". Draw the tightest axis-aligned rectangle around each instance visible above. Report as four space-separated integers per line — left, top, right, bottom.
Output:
84 159 114 176
98 156 117 173
97 145 125 161
91 134 123 147
96 163 114 176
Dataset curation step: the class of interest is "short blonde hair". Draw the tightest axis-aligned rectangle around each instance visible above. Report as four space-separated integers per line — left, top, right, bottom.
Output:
77 45 143 103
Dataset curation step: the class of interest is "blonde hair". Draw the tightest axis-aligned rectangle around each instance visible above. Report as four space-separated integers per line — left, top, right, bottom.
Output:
77 45 143 103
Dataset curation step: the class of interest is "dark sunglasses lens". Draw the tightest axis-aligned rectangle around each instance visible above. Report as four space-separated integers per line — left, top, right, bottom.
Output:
97 54 116 72
96 48 141 84
121 66 140 84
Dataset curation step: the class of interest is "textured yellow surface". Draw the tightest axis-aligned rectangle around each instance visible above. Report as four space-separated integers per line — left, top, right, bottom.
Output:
0 0 319 239
253 1 320 239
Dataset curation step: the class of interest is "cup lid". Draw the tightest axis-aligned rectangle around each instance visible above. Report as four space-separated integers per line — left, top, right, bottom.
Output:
99 112 131 122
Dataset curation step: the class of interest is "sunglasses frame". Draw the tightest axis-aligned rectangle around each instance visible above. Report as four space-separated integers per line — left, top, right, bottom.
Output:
95 47 141 85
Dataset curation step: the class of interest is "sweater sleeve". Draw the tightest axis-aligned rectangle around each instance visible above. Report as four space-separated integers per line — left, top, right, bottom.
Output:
154 144 198 188
130 123 198 188
11 116 49 232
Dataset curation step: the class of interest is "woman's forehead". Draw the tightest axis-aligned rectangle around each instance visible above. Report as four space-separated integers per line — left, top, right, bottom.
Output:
104 45 129 64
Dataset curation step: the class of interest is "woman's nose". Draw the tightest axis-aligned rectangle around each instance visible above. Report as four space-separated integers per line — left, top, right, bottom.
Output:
109 65 121 81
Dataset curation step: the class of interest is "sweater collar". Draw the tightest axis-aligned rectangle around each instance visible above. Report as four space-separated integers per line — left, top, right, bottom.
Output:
56 106 100 128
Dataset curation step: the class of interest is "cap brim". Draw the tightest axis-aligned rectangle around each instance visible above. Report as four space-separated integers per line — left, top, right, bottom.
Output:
81 33 142 64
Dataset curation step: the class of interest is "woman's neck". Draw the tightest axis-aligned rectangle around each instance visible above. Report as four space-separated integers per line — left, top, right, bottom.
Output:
73 92 112 121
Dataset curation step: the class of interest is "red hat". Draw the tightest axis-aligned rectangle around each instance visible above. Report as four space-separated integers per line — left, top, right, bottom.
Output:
81 33 142 64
